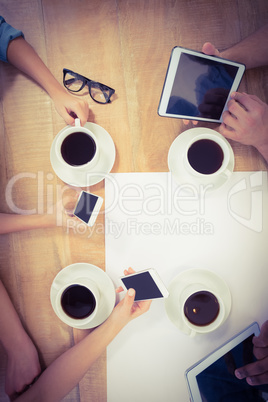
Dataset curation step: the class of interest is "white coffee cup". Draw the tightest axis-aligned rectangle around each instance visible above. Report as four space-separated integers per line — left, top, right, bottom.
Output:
53 277 100 328
55 118 99 170
180 283 225 337
183 128 234 188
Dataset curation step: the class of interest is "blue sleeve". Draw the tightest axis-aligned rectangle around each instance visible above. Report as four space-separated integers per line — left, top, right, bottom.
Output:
0 16 24 63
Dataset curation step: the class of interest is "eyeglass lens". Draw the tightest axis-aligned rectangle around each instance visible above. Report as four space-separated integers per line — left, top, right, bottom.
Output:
64 71 111 103
64 71 84 92
90 82 111 103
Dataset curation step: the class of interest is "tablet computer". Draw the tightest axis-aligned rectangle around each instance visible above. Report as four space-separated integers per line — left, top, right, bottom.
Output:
158 47 245 123
185 322 263 402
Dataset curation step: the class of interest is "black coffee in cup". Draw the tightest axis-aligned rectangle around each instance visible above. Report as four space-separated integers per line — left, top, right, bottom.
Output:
184 290 220 326
187 139 224 174
61 132 96 166
61 284 96 319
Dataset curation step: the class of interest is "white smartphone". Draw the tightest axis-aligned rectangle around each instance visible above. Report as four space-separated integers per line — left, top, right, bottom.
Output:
185 322 261 402
158 46 245 123
73 191 103 226
120 269 169 301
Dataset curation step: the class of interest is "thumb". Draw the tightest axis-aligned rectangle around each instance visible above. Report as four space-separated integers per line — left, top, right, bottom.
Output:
202 42 220 57
123 288 136 310
253 321 268 347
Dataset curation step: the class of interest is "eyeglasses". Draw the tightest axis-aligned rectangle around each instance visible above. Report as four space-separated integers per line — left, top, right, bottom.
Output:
63 68 115 104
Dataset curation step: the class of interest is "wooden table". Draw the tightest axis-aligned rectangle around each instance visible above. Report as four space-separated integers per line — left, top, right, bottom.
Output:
0 1 267 401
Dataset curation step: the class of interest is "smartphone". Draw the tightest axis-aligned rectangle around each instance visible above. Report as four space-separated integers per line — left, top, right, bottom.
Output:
120 269 169 301
73 191 103 226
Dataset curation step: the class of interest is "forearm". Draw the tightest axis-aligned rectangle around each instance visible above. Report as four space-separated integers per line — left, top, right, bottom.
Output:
6 37 65 100
220 24 268 69
17 316 124 402
0 281 27 353
0 213 53 234
14 276 150 401
6 36 89 125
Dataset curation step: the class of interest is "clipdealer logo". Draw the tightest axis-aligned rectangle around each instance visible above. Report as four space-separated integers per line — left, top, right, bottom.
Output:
4 170 266 236
227 171 264 233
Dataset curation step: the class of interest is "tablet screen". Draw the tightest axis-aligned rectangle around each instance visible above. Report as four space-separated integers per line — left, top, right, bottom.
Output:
196 335 266 401
167 53 238 120
185 323 268 402
158 47 245 123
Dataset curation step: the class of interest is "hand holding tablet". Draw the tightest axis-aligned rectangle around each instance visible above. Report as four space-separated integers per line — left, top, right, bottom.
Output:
185 322 268 402
158 46 245 123
235 320 268 386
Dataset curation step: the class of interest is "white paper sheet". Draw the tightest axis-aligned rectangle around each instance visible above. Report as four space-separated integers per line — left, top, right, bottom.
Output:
105 172 268 402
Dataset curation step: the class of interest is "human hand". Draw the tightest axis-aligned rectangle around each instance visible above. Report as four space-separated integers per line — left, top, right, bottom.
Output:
235 321 268 385
43 187 81 228
111 268 152 328
219 92 268 161
201 44 268 162
52 90 89 126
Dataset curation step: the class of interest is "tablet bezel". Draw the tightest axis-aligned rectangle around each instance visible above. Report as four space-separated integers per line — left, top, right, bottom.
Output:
158 46 245 123
185 322 260 402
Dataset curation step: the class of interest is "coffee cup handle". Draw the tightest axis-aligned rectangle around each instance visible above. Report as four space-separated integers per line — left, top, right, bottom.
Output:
225 168 232 178
218 168 232 182
189 329 196 338
51 278 63 291
75 118 81 127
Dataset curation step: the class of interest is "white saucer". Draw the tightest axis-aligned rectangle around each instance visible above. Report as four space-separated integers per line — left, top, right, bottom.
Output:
50 263 116 329
50 122 116 187
168 128 235 191
164 268 232 335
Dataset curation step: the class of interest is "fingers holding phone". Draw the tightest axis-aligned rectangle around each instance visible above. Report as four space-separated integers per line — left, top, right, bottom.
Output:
116 267 135 293
113 268 154 326
119 268 169 302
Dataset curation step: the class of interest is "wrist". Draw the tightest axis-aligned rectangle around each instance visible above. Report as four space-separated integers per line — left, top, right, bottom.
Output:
45 80 66 101
39 213 57 228
4 325 31 356
105 312 128 334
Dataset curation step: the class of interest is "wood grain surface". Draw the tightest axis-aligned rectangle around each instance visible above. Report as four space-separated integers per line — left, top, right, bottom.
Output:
0 1 267 401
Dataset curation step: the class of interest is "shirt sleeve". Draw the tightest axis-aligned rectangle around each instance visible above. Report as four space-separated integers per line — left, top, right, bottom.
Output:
0 16 24 63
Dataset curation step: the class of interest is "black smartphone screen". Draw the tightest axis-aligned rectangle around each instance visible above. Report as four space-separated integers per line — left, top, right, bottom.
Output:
121 271 164 301
74 192 98 223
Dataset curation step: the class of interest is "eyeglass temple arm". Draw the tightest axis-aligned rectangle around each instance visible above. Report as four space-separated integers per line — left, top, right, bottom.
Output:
64 78 76 85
